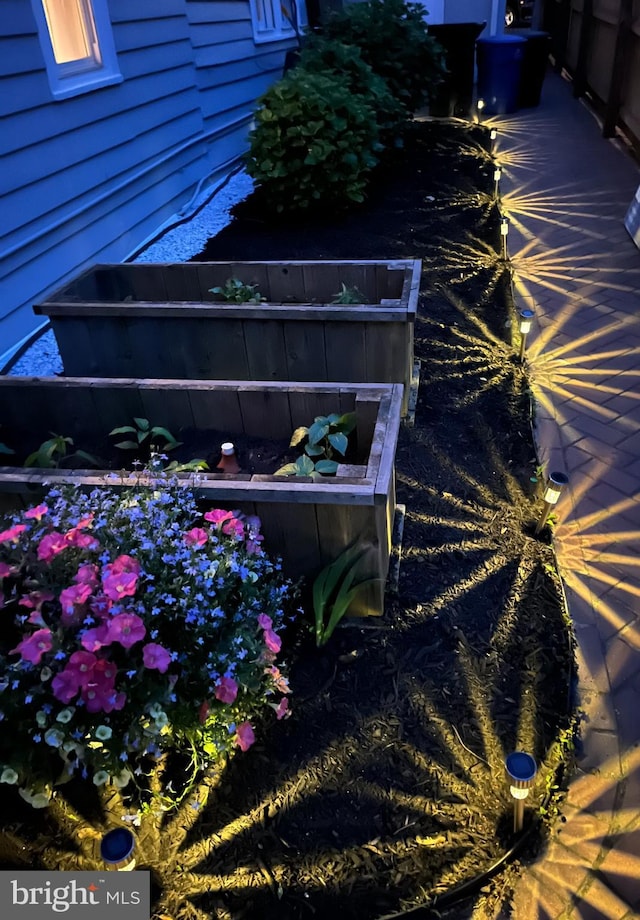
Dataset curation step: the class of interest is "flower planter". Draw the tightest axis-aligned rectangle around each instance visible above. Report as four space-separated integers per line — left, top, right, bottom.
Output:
0 378 402 616
34 260 421 416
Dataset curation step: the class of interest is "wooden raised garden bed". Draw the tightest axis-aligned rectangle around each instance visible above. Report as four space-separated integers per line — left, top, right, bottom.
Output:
34 260 420 415
0 378 402 616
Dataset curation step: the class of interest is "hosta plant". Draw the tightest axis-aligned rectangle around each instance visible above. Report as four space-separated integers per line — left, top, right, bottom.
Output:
0 477 295 808
277 412 356 477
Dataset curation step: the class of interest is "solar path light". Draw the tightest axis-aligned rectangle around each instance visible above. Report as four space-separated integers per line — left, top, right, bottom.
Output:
535 472 569 536
505 751 537 834
100 827 136 871
518 308 534 362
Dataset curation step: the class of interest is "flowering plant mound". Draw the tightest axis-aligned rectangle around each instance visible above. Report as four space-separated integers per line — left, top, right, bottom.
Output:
0 480 294 808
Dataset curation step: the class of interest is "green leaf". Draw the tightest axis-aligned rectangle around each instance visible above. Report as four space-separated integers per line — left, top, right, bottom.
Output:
304 444 325 457
336 412 357 434
74 449 101 467
0 443 14 455
114 440 139 451
296 455 315 476
314 459 339 475
328 432 348 455
307 421 329 446
289 426 309 448
134 418 150 431
109 426 137 436
275 462 300 477
150 426 180 445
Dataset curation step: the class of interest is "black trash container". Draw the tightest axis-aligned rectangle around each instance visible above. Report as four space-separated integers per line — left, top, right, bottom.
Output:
476 34 526 115
509 29 552 107
428 22 486 118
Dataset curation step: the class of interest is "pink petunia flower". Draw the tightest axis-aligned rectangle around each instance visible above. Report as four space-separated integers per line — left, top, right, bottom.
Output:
19 590 54 611
142 643 171 673
24 503 48 521
235 722 255 752
257 614 273 630
89 593 112 619
275 697 289 720
37 531 67 562
214 676 238 704
59 582 92 626
268 666 290 694
222 517 245 540
264 628 282 654
102 571 138 603
74 564 99 588
105 613 146 649
183 527 208 548
10 628 53 665
52 668 82 703
67 650 97 686
80 623 110 652
203 509 234 526
103 554 140 577
198 700 210 724
0 524 27 544
64 529 99 551
82 683 125 714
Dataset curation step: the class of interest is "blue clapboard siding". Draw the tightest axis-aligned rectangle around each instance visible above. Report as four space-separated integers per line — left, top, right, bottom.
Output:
0 0 295 358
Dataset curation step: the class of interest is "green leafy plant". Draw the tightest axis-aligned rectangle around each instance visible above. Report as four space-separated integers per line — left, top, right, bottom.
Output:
24 434 99 469
0 442 14 456
109 418 182 454
324 0 446 112
247 69 382 213
331 283 366 304
276 412 356 477
209 278 266 304
312 546 379 646
165 458 209 473
297 35 406 142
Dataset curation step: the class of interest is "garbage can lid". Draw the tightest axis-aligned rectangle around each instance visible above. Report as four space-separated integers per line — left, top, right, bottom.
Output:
509 29 550 39
477 34 527 45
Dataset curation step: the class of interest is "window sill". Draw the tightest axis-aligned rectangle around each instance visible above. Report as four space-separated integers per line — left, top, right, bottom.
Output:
50 70 123 101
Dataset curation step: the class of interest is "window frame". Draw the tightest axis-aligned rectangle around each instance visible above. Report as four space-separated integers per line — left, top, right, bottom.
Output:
249 0 308 45
31 0 122 101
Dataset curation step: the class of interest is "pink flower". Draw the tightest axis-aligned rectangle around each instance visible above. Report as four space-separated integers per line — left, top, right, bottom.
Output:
275 697 289 720
264 629 282 654
82 684 125 714
102 571 138 603
37 531 67 562
198 700 210 724
222 517 245 540
64 529 99 551
268 666 290 694
74 564 99 588
105 613 146 649
258 615 273 630
235 722 255 752
142 643 171 673
183 527 208 548
74 514 94 530
18 590 54 611
89 594 112 619
214 676 238 704
105 554 140 576
67 650 97 687
204 509 234 526
59 582 92 626
80 623 110 652
0 524 26 544
10 628 53 665
52 668 81 703
24 503 48 520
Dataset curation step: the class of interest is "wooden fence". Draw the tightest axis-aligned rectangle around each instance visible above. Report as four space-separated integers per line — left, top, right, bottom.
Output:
543 0 640 151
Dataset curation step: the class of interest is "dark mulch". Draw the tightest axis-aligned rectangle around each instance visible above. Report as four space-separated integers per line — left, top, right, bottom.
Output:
170 121 575 919
0 122 576 920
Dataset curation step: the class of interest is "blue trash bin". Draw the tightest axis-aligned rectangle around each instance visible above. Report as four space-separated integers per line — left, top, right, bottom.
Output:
476 34 526 115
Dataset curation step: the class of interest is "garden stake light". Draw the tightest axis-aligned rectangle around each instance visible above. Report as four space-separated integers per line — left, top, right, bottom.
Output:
490 127 497 152
500 215 509 259
535 472 569 536
100 827 136 871
493 166 502 200
518 308 534 362
216 441 241 474
477 98 485 123
506 752 537 834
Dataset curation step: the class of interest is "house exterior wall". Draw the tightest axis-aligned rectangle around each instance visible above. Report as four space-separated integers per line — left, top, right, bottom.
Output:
0 0 295 362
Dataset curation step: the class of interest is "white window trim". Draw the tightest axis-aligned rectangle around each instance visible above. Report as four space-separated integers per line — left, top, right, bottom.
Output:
249 0 308 44
31 0 122 101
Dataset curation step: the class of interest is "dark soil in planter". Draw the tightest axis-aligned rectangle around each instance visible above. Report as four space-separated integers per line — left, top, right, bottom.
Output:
0 123 576 919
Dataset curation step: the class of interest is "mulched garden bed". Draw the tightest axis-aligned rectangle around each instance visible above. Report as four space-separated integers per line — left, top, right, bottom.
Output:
0 121 576 919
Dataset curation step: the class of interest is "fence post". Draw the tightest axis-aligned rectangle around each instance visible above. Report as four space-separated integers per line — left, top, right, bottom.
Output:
573 0 594 99
603 0 633 138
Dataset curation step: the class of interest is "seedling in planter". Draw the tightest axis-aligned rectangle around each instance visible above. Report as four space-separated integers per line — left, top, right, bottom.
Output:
312 546 379 647
331 283 365 305
110 418 182 455
24 434 100 469
276 412 356 477
209 278 266 304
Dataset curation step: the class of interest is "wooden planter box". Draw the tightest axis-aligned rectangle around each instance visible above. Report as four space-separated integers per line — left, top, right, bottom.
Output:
0 378 402 616
34 260 421 415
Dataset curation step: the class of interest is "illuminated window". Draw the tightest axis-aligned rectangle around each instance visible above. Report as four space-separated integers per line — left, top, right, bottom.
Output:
250 0 308 43
31 0 122 99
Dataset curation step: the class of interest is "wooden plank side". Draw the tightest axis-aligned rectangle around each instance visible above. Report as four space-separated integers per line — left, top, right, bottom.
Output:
331 262 377 301
238 388 293 440
243 320 289 381
138 386 196 436
200 319 251 378
287 386 346 429
301 263 341 302
125 316 188 378
129 264 168 302
266 263 306 302
50 317 101 376
88 380 146 438
188 387 244 436
163 264 203 301
283 321 328 381
324 321 367 383
255 499 322 579
374 386 403 500
84 316 136 377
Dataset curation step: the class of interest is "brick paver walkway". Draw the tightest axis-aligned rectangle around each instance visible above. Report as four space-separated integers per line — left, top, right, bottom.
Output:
491 71 640 919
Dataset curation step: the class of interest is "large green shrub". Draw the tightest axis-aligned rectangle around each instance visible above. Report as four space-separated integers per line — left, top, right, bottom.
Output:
297 36 407 142
247 69 382 213
324 0 446 112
